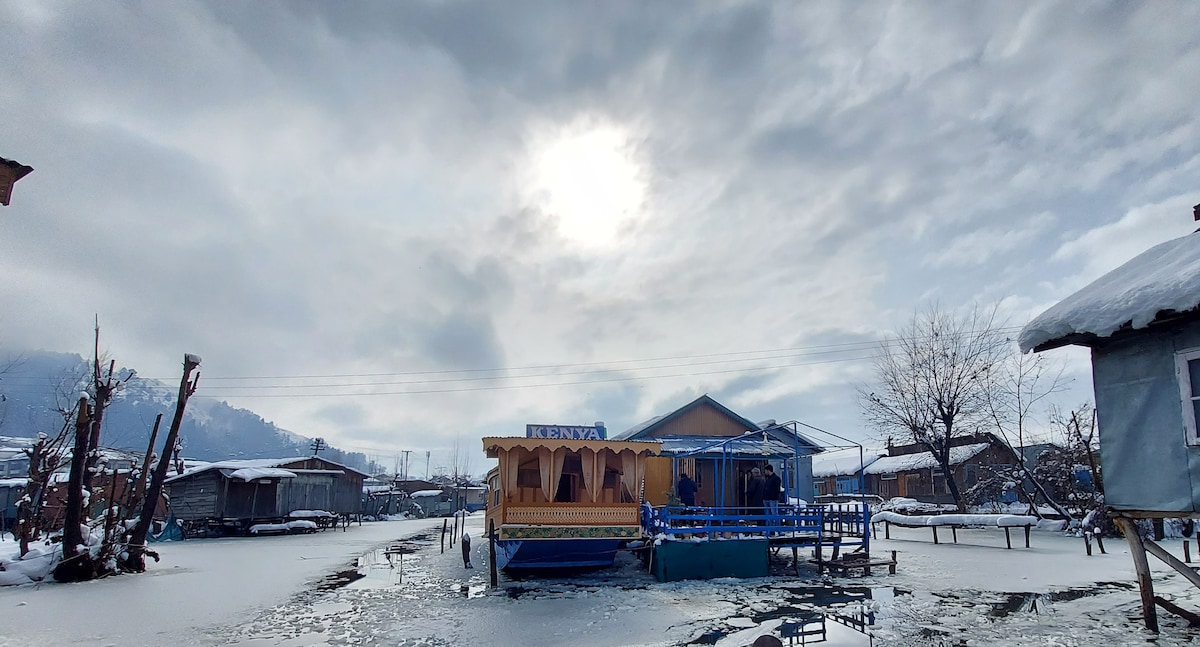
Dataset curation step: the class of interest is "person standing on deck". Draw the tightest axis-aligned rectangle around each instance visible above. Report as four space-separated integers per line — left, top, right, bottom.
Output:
745 467 765 525
677 472 698 507
763 465 782 532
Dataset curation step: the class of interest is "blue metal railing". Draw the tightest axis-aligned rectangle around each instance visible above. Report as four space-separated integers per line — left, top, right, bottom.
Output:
643 503 870 550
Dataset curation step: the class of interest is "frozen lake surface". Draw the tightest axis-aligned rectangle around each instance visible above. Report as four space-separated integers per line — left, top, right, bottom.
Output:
2 515 1200 646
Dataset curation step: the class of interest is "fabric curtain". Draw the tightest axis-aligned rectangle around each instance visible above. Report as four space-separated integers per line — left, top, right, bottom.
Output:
550 447 567 501
497 448 511 498
538 446 553 501
580 447 599 503
620 449 638 502
505 447 521 501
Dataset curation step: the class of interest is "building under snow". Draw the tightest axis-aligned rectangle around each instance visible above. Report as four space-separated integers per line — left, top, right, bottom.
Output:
1020 229 1200 516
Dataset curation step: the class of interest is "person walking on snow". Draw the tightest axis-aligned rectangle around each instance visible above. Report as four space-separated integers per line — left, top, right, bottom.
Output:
461 531 473 568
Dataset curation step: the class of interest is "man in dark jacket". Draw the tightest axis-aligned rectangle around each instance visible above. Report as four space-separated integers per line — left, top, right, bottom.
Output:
745 467 765 524
677 473 698 507
763 465 783 530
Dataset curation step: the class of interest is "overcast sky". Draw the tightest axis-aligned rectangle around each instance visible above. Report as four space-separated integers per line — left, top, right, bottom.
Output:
2 1 1199 468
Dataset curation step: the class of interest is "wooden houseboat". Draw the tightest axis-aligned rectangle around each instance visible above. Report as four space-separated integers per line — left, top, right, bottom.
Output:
483 425 659 569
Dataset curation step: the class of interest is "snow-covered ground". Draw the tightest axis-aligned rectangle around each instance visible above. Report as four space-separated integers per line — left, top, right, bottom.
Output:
3 518 1200 646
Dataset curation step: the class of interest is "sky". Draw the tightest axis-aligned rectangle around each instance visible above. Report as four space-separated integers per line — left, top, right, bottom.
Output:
1 1 1199 468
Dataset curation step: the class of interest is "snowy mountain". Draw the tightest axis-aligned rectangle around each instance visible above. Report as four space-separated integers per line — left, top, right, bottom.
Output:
0 350 379 472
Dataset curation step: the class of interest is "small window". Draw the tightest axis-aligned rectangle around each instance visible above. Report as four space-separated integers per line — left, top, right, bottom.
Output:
1177 348 1200 445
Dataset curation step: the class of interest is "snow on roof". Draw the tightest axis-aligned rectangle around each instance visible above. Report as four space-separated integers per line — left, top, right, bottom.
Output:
409 489 443 498
1020 231 1200 352
864 443 991 475
0 477 27 488
166 458 301 483
229 467 296 481
811 447 887 478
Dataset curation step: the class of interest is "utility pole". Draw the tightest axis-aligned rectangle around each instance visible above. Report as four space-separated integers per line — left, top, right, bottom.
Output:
425 450 430 480
310 437 327 456
402 450 411 482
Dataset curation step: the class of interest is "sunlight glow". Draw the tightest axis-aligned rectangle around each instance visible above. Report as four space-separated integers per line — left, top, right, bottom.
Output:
525 120 646 248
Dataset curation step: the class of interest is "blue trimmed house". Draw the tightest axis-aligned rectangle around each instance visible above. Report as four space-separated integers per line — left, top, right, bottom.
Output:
612 394 823 508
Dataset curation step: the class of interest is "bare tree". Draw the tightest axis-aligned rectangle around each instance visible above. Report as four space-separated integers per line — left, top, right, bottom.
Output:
859 304 1009 511
122 353 200 572
1035 404 1106 524
13 419 71 556
980 350 1075 519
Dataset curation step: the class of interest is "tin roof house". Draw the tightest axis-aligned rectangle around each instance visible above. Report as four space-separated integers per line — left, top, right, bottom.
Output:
1020 221 1200 631
165 455 367 535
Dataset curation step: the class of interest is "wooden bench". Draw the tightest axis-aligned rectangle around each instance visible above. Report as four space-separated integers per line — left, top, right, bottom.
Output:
871 512 1037 549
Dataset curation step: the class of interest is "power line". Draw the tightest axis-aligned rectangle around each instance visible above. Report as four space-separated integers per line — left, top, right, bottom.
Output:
195 352 879 398
91 324 1025 383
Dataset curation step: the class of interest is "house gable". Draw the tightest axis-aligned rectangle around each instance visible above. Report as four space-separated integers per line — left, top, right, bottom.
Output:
618 395 759 440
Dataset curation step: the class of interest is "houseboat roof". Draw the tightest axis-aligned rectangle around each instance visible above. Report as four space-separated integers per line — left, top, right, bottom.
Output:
863 443 990 475
811 447 888 478
1020 231 1200 352
483 436 660 457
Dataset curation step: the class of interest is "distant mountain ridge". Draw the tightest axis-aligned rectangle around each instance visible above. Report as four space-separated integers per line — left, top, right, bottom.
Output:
0 350 380 473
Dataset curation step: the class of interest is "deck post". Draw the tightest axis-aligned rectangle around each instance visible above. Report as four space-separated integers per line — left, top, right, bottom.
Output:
1186 540 1192 564
889 550 897 575
1024 525 1031 548
441 518 447 554
1004 527 1012 549
1096 533 1106 554
932 526 938 544
1115 516 1159 632
1084 532 1093 556
885 521 890 540
488 519 498 587
951 526 957 543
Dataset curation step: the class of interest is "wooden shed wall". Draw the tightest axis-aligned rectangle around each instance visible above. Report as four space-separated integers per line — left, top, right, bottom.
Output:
166 471 224 521
1092 326 1200 514
644 404 752 438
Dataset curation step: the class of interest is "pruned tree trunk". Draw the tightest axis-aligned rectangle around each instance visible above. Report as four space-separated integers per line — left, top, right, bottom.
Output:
122 354 200 572
53 397 95 582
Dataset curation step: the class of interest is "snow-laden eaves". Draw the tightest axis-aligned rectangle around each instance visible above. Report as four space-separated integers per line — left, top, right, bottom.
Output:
811 447 888 477
1019 232 1200 352
229 467 296 481
864 443 990 475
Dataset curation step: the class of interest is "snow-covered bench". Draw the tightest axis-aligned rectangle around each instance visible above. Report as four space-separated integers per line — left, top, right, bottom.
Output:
248 520 319 536
870 511 1039 549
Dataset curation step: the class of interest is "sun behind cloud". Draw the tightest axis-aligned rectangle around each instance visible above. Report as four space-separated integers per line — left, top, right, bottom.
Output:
523 117 647 249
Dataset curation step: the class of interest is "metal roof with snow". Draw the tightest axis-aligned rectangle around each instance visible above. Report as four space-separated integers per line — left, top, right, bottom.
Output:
863 443 991 475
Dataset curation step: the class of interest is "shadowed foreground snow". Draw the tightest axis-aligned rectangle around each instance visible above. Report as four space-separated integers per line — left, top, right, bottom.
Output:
2 517 1200 646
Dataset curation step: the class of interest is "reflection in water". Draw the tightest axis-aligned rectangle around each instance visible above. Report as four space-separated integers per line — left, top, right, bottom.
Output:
763 587 885 647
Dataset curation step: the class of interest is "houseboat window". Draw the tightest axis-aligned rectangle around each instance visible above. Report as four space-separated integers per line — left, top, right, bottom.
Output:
554 473 576 502
517 469 540 487
1177 348 1200 445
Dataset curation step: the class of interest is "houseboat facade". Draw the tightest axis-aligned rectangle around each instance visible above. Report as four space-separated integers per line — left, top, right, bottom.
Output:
483 426 659 569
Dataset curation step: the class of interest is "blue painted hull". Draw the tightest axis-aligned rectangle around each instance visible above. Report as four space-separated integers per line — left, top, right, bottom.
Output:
493 538 624 570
